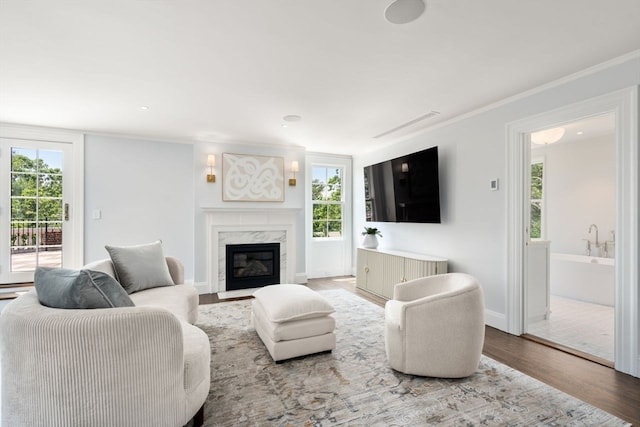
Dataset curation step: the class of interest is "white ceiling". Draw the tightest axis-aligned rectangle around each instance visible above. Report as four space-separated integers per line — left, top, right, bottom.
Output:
1 1 639 155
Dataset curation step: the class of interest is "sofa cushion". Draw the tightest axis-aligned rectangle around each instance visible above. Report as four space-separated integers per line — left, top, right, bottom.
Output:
105 241 174 294
253 284 335 323
34 267 134 309
181 322 211 409
129 284 199 324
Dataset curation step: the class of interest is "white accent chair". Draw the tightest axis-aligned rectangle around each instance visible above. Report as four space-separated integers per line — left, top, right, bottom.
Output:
384 273 485 378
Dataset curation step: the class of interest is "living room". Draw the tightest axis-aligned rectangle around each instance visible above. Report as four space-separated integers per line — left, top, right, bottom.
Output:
1 1 640 425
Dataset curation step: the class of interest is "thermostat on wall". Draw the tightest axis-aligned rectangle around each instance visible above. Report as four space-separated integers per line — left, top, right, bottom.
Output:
490 179 499 191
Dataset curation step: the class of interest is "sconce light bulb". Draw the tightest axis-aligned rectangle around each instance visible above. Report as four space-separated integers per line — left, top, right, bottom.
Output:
206 154 216 183
289 161 299 186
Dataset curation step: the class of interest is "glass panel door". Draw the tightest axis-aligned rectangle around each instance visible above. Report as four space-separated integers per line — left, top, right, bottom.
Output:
1 138 72 284
306 154 353 279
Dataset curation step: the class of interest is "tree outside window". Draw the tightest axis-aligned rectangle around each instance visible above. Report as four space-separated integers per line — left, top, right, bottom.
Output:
312 166 343 238
11 148 63 250
530 161 544 239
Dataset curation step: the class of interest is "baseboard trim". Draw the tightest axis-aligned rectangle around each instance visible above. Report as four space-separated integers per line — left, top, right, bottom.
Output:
485 309 507 332
194 281 211 295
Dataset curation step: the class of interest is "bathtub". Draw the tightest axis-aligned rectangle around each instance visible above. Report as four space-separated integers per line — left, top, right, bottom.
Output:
550 253 615 307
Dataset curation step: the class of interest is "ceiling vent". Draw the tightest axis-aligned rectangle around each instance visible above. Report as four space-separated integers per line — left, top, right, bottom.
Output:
373 110 441 139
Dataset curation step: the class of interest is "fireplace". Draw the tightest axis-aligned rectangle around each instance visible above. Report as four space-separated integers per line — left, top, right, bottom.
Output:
203 207 298 293
225 243 281 290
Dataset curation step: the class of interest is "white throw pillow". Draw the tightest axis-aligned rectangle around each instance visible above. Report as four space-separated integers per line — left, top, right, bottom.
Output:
253 284 335 323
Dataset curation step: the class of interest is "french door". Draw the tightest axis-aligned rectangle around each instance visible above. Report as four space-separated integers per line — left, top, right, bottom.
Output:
0 137 78 284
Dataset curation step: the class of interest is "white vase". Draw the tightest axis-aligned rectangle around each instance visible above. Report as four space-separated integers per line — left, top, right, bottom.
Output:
362 234 379 249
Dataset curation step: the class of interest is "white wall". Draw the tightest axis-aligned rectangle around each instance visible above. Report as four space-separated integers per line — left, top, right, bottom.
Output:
192 141 306 286
83 135 307 287
84 135 195 280
533 135 615 256
352 55 640 329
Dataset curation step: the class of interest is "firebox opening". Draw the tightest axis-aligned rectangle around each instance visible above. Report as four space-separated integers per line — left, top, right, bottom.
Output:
225 243 280 291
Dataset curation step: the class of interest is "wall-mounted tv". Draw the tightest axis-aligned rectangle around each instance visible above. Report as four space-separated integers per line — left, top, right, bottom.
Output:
364 146 441 223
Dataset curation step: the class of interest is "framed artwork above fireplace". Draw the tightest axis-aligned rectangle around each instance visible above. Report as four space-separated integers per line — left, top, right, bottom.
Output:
222 153 284 202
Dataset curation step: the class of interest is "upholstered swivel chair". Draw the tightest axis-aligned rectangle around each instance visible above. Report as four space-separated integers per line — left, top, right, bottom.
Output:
384 273 485 378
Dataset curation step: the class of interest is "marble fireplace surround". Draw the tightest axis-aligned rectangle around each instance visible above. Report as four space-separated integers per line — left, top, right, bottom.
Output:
203 208 298 292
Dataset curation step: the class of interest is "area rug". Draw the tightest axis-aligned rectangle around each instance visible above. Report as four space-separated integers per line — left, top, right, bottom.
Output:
196 289 629 426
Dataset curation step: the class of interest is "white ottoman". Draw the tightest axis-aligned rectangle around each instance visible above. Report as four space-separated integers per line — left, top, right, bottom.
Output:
251 284 336 362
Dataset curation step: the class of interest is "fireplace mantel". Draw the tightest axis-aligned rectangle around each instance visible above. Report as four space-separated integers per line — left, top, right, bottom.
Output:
202 207 299 292
202 207 300 214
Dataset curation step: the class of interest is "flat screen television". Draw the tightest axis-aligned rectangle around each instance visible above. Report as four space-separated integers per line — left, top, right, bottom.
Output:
364 146 441 223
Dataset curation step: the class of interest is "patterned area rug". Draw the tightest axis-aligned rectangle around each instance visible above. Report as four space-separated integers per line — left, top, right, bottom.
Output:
196 289 628 426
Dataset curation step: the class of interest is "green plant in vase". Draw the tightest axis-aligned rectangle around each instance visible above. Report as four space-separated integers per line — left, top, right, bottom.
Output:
361 227 382 249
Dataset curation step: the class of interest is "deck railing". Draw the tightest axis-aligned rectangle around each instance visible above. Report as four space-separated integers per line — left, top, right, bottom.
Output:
10 224 62 252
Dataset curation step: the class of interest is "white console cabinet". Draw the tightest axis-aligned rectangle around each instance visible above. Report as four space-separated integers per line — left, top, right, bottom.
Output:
356 248 448 299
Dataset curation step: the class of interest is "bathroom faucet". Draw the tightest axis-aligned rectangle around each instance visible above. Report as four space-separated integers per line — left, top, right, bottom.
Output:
588 224 599 247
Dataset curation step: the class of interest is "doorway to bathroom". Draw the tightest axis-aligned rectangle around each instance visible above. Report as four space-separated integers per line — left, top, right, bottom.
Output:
524 113 616 365
506 87 638 377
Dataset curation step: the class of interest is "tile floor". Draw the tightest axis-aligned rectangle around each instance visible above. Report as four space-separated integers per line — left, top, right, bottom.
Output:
527 295 614 362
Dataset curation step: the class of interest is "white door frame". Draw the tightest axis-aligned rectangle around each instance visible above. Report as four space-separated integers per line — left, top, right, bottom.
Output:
505 87 639 377
305 153 353 279
0 125 84 281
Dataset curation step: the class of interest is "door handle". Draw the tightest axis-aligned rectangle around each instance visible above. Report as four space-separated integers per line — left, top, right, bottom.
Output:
64 203 70 221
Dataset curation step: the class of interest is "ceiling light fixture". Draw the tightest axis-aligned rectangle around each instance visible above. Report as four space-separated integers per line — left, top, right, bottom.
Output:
385 0 426 24
531 127 566 145
283 115 302 122
140 106 150 110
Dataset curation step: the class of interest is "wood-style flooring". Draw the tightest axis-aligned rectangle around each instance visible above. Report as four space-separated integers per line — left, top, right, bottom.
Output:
200 277 640 425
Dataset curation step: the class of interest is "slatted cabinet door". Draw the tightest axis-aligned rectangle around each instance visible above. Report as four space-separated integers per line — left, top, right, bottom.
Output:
404 257 448 282
356 248 448 299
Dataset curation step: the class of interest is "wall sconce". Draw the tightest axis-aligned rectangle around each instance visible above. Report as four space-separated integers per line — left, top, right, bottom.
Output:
289 161 299 186
401 162 409 173
206 154 216 183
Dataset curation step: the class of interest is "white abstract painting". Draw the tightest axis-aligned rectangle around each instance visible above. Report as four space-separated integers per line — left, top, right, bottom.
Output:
222 153 284 202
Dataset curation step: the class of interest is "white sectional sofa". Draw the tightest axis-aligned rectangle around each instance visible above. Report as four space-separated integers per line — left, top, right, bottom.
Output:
0 256 210 427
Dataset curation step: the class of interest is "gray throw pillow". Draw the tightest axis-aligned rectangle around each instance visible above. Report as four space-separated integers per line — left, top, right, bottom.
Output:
35 267 134 309
105 240 174 294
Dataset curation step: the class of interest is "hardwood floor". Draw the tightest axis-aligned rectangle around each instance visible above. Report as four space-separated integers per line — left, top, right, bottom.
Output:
200 277 640 425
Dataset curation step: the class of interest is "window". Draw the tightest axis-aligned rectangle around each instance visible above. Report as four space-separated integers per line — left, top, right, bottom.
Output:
311 166 343 238
530 159 544 239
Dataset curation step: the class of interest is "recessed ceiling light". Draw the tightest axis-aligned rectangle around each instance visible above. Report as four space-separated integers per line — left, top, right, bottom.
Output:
577 131 584 135
283 115 302 122
140 106 150 110
281 124 289 128
385 0 426 24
